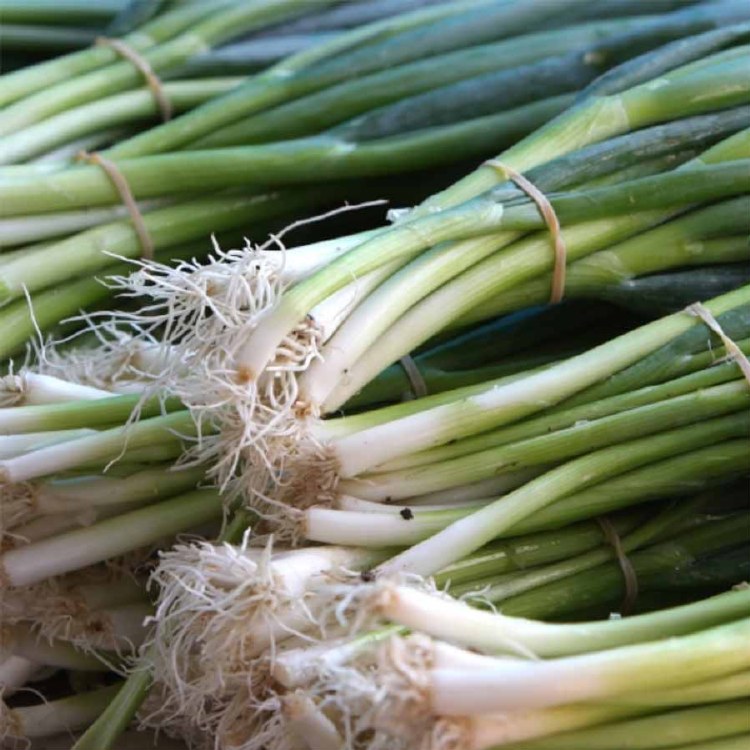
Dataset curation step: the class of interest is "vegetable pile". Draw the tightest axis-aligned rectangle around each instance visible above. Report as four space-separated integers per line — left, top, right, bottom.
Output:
0 1 748 749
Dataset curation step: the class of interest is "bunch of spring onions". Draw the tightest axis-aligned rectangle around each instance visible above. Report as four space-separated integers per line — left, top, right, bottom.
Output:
2 282 748 746
59 68 749 522
3 0 750 360
108 482 749 748
2 2 750 748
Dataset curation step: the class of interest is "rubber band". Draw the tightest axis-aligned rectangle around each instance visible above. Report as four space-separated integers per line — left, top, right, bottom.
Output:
76 151 155 260
686 302 750 387
485 160 567 303
96 37 172 122
597 517 639 616
399 355 428 399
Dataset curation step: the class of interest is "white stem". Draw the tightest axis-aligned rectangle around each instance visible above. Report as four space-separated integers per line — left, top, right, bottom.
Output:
35 464 205 513
12 373 113 405
283 692 343 750
331 288 746 477
0 429 97 459
307 262 400 345
0 200 164 246
379 586 750 659
464 702 637 749
12 683 120 738
0 413 188 482
0 435 113 482
431 640 522 671
309 228 509 411
0 655 38 695
3 628 107 672
405 469 548 505
374 415 747 578
304 506 468 547
264 229 377 284
335 496 476 513
339 468 544 503
7 508 100 544
1 489 219 586
428 618 750 715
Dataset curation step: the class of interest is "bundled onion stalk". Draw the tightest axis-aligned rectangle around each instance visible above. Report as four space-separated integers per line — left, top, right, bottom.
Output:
120 485 749 748
61 113 749 522
3 6 750 748
2 0 747 356
6 280 749 745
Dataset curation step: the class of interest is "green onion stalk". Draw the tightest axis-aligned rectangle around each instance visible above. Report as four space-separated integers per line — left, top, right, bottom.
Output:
10 282 748 536
0 77 244 165
100 0 593 159
231 53 750 384
345 302 639 410
253 522 749 749
1 14 746 356
399 618 750 715
0 396 221 586
0 96 577 219
68 54 749 530
0 460 206 545
590 263 750 317
191 15 668 149
1 682 124 745
288 623 750 750
102 0 750 159
1 564 149 654
496 702 750 750
0 177 421 360
0 15 668 166
0 1 216 107
183 176 750 522
0 92 588 339
0 0 561 162
130 501 748 749
81 482 745 745
452 197 750 330
0 0 338 136
0 486 221 592
312 131 750 414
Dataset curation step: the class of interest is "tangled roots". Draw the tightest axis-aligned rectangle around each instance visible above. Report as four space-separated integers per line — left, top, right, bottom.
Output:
0 374 26 408
74 237 335 522
0 483 35 540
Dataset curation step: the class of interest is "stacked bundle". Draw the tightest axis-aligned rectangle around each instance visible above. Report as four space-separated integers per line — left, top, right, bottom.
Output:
3 0 749 358
0 1 748 748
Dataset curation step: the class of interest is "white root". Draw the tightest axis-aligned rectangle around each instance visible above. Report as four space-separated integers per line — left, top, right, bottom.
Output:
0 698 25 746
71 225 402 523
143 536 398 744
0 482 35 540
91 237 337 522
282 692 344 750
0 371 111 407
0 656 39 697
36 324 180 394
0 565 147 658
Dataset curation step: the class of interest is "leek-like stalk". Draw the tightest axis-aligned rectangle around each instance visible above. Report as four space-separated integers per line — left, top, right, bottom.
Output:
501 701 750 750
376 585 750 658
426 618 750 714
332 286 750 477
0 488 220 587
3 683 123 741
375 412 748 577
